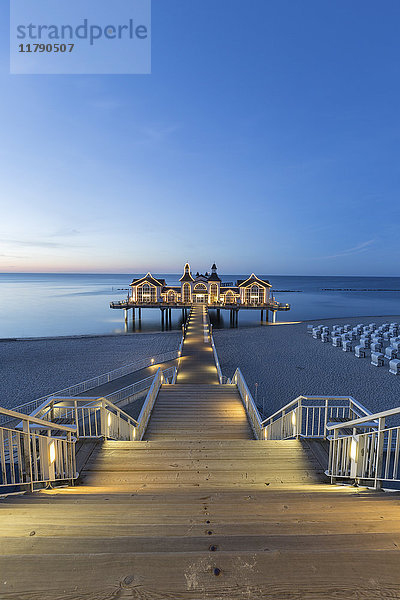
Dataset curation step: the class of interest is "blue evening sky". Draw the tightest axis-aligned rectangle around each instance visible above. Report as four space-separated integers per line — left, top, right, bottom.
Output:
0 0 399 275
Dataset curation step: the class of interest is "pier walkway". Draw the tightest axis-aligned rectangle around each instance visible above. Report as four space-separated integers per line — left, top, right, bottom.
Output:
177 304 219 385
74 358 178 403
1 307 400 598
145 305 253 440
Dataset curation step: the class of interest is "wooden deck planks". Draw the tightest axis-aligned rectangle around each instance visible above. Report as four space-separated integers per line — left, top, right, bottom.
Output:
144 385 254 441
1 550 400 599
3 306 400 597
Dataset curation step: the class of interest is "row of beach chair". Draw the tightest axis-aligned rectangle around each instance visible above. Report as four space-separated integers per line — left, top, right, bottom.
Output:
308 322 400 374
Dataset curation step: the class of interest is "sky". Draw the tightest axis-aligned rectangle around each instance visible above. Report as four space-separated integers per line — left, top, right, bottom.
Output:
0 0 400 276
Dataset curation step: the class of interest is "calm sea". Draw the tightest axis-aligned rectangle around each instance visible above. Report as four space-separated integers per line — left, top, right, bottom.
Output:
1 273 400 338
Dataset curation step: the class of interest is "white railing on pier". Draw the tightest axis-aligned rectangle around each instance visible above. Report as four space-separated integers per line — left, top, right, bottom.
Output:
261 396 372 441
97 366 176 409
103 376 156 408
224 372 373 443
170 367 178 384
0 360 172 492
231 368 264 439
209 324 231 385
33 396 137 441
2 349 179 424
327 407 400 489
135 367 164 441
211 335 224 384
31 366 174 443
0 407 76 492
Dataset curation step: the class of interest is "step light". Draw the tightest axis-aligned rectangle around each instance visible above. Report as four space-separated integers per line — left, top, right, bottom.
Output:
49 440 56 465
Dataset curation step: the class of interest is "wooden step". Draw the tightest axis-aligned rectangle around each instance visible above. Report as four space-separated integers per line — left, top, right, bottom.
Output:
2 550 400 599
4 532 400 555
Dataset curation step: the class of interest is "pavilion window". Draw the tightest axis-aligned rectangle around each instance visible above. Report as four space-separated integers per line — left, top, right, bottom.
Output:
210 284 218 303
183 283 191 303
245 285 264 305
193 283 207 303
137 283 156 303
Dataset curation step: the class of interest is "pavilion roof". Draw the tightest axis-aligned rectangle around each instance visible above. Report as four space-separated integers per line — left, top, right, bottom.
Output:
179 273 195 283
130 273 165 287
237 274 271 288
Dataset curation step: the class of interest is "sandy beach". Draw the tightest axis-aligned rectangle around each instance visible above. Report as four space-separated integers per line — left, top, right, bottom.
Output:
2 315 400 418
0 331 180 410
214 315 400 417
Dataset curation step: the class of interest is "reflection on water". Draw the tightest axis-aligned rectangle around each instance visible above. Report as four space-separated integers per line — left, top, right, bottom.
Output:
1 273 400 338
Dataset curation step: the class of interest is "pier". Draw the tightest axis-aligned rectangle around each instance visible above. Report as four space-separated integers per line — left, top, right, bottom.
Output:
112 301 286 327
1 306 400 597
110 262 290 328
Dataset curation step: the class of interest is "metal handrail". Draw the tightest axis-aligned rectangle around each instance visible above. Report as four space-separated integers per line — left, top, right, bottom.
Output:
2 349 180 423
211 335 224 384
232 368 264 439
0 407 76 432
20 366 174 424
262 396 372 441
29 365 177 437
209 324 231 385
327 406 400 488
0 406 77 492
261 395 371 426
0 364 171 492
135 368 164 441
327 406 400 430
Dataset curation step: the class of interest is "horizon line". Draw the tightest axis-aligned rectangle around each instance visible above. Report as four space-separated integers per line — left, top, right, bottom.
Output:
1 271 400 278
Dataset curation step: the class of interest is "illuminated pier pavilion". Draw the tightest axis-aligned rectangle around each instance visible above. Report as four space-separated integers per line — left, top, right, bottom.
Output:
110 262 290 326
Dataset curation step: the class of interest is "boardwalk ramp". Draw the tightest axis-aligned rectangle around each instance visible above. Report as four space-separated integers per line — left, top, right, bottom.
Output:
144 384 254 440
2 456 400 598
2 304 400 598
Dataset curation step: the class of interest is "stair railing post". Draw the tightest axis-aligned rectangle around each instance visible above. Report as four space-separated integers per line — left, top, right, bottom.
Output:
297 398 302 439
66 430 75 485
331 428 338 484
22 420 33 492
324 398 329 439
374 417 385 490
117 409 121 440
100 399 107 439
74 400 79 440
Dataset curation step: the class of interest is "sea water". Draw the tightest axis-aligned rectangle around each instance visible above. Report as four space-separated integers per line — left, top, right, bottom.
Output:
0 273 400 338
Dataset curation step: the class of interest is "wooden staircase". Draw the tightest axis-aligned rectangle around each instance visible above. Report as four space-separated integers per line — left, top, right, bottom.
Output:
2 440 400 598
144 384 254 440
2 303 400 598
78 438 324 489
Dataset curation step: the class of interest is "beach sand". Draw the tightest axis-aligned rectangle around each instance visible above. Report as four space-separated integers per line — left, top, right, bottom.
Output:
0 331 180 410
214 315 400 417
2 315 400 419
